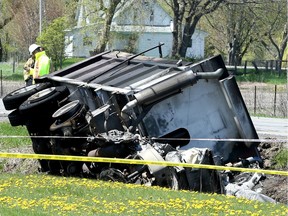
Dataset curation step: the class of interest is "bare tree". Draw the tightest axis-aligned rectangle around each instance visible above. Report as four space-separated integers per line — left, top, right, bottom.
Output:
78 0 137 55
8 0 39 55
84 0 130 54
1 0 69 61
258 1 287 71
202 0 287 68
169 0 185 57
0 0 20 61
92 0 122 54
0 0 40 60
224 2 257 65
203 1 271 65
164 0 224 58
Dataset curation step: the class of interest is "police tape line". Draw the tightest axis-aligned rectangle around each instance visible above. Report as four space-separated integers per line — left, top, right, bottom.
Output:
0 152 287 176
0 135 287 143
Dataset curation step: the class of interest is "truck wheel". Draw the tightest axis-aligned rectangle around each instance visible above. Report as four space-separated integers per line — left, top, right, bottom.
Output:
3 82 52 110
31 137 52 172
19 86 70 117
8 109 26 126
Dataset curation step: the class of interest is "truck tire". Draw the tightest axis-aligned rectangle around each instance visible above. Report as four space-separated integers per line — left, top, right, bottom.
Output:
3 82 52 110
19 86 70 117
52 100 82 122
31 136 52 172
8 109 26 126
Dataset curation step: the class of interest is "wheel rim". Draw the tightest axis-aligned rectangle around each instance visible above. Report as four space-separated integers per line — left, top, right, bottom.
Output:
11 84 41 96
28 87 56 102
52 100 81 119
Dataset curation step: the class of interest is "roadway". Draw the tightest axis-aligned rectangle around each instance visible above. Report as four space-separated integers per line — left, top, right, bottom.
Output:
251 116 287 139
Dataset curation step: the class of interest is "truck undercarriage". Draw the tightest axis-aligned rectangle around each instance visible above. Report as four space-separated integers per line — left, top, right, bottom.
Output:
3 47 275 202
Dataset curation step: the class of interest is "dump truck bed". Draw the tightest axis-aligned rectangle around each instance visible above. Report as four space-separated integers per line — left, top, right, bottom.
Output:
42 50 260 163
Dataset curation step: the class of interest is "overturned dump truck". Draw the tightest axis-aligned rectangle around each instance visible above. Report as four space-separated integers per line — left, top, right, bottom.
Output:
3 45 275 202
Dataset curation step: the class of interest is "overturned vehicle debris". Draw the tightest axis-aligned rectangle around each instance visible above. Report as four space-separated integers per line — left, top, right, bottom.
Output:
3 45 274 202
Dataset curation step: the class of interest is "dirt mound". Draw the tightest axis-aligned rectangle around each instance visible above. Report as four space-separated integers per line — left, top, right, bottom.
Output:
257 140 288 204
0 147 39 174
260 174 287 204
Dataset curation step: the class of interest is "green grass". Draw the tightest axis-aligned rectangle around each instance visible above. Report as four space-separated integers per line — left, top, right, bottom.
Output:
61 57 85 69
0 62 24 81
0 58 85 81
0 174 286 216
235 70 287 85
0 122 30 149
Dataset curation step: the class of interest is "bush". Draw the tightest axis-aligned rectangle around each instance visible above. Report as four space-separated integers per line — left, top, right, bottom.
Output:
272 149 288 169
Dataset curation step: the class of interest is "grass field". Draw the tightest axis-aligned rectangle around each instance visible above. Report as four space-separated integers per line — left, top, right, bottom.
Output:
0 122 30 149
0 123 287 215
0 174 287 216
0 62 24 81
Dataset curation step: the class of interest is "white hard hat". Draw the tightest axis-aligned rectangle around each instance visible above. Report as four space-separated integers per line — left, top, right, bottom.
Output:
29 44 40 55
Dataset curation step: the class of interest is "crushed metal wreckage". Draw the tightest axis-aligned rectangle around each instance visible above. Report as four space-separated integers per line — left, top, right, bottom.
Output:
3 44 275 202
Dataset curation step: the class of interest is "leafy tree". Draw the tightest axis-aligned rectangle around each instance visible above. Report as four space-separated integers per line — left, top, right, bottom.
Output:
37 17 68 71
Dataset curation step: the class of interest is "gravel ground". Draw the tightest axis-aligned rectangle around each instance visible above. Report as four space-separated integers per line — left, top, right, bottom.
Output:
0 80 24 98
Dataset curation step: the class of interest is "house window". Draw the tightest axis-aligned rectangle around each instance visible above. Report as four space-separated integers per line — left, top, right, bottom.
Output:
83 36 92 46
150 10 154 22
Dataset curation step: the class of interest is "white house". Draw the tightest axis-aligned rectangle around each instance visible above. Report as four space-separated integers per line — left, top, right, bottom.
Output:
65 0 208 59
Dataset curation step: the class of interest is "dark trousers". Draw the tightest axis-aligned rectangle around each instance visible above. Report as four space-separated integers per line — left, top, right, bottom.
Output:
25 76 33 86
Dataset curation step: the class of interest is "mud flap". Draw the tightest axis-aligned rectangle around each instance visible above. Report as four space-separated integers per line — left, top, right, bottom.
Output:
181 148 222 193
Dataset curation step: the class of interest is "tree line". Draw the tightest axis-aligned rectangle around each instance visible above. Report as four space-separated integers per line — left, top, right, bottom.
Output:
0 0 287 71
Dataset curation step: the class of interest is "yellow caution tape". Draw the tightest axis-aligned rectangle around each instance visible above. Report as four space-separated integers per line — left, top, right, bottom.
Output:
0 152 287 176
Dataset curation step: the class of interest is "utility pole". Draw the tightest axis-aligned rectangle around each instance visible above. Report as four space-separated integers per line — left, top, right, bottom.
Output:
39 0 42 35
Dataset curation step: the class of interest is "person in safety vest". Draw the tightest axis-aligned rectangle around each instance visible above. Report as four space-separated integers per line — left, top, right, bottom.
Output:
23 55 35 86
28 44 50 83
